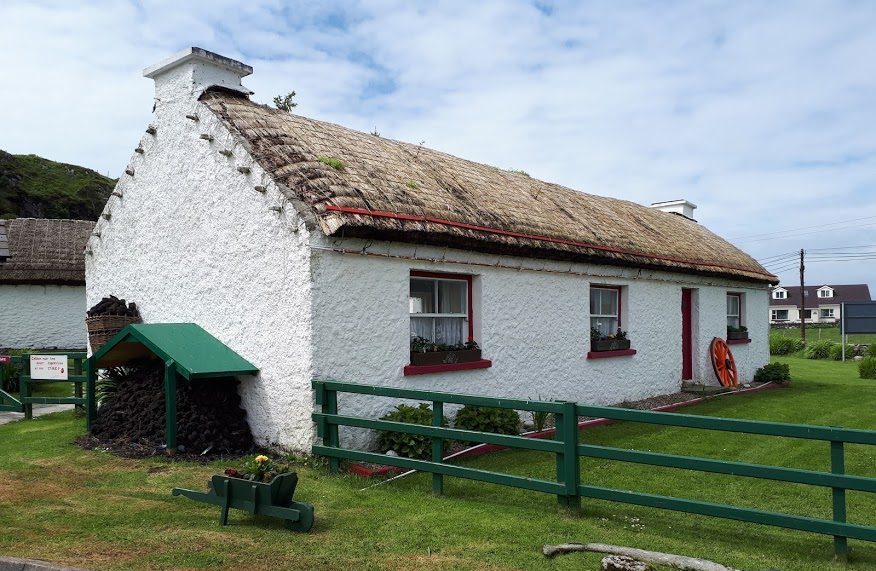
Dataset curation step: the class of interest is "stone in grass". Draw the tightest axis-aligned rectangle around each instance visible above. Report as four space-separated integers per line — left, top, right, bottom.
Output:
601 554 655 571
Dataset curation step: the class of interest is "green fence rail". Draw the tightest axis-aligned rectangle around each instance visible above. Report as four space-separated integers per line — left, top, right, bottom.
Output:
2 353 88 417
312 380 876 561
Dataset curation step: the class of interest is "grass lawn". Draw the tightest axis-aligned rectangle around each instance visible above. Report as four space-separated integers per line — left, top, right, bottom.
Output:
771 325 876 345
1 357 875 570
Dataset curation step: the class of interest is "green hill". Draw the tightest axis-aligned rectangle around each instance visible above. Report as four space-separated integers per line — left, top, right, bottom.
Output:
0 150 115 220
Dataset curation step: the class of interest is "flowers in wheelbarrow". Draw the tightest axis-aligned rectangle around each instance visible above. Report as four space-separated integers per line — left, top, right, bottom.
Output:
225 455 293 482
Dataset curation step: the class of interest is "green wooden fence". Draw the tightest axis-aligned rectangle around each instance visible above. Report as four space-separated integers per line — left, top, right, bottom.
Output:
0 353 88 416
312 380 876 561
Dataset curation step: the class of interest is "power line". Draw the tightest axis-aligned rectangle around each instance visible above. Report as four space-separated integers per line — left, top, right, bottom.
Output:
806 244 876 252
728 214 876 241
736 223 876 243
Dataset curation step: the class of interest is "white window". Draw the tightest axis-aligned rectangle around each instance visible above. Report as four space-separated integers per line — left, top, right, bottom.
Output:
820 308 835 318
727 293 742 328
773 289 787 300
409 273 470 346
771 309 789 321
818 288 833 298
590 286 621 336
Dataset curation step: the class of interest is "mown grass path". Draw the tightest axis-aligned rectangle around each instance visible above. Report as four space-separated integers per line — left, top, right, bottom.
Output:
1 357 874 570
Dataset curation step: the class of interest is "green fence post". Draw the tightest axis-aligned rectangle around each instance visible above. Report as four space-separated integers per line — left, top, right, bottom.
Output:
432 400 444 495
73 356 83 413
164 360 177 454
22 356 32 420
555 401 581 512
324 386 340 474
85 358 97 430
831 440 849 562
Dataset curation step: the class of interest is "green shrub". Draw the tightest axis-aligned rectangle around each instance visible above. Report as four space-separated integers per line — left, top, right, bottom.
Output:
1 358 20 393
769 335 804 355
868 344 876 357
753 362 790 383
804 340 835 360
860 357 876 380
828 343 856 361
454 405 520 442
377 403 444 459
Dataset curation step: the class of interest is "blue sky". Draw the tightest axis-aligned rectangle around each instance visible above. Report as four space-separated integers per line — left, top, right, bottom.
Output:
1 0 874 291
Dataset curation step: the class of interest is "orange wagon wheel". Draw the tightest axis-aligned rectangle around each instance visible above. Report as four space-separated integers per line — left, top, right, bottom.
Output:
710 337 738 388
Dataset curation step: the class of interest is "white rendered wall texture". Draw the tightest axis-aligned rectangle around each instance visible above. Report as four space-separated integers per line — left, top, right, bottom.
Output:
86 64 316 451
0 285 87 348
310 238 770 449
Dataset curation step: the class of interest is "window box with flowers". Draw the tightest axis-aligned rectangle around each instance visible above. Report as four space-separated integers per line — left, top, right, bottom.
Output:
590 327 631 352
410 336 482 366
727 325 749 341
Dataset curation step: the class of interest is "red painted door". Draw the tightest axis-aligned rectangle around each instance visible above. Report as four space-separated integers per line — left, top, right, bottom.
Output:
682 289 693 380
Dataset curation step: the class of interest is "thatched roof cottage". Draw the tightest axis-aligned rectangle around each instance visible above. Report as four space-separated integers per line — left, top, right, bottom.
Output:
0 218 93 348
86 48 775 451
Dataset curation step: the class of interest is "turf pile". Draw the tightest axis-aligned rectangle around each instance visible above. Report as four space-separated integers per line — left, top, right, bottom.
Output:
89 360 254 457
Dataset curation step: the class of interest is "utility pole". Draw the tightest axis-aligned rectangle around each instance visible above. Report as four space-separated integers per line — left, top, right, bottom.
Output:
799 249 806 344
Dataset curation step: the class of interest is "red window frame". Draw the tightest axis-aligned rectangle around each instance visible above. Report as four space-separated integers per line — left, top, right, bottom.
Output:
410 270 474 341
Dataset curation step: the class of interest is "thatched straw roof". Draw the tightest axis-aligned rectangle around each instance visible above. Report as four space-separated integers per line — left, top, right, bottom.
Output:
202 91 776 284
0 218 94 285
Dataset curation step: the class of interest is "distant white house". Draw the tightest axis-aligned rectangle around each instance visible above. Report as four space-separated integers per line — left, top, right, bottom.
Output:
0 218 93 349
86 48 776 452
769 284 872 325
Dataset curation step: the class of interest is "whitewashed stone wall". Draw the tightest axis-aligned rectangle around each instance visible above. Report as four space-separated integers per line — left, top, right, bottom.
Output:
85 68 316 451
309 237 771 448
0 284 87 348
87 55 770 453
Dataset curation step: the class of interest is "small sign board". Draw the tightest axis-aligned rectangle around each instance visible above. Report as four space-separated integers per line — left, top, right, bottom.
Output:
30 355 68 380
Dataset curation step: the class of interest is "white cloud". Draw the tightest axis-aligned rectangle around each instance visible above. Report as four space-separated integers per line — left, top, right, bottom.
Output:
1 0 874 289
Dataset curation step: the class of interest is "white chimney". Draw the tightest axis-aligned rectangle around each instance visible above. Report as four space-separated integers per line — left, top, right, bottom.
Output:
143 47 253 106
649 199 697 221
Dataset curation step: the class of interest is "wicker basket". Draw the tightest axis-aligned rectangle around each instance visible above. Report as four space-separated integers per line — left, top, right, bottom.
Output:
86 314 142 352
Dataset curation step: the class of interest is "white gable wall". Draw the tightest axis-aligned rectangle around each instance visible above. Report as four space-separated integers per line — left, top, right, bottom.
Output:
85 93 316 451
309 237 770 449
0 284 87 349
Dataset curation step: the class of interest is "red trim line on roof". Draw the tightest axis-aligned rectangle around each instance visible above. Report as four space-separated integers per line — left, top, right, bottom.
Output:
323 205 774 279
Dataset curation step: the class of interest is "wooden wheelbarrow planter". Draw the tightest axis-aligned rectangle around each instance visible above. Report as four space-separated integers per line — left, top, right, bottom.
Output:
172 472 314 531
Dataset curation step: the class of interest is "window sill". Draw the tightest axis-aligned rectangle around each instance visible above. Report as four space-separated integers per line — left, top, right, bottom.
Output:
404 359 492 376
587 349 637 359
727 338 752 345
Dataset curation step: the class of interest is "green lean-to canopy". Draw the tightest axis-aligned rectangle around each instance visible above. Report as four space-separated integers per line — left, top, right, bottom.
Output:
89 323 258 380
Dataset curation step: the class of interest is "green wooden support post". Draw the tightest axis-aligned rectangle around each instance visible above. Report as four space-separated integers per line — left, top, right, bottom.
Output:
73 357 83 413
22 356 32 420
324 386 339 473
555 401 581 512
85 359 97 430
164 360 177 455
832 440 849 562
432 400 444 495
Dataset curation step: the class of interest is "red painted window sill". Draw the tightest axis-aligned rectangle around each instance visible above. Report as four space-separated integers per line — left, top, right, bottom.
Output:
404 359 492 376
587 349 637 360
727 338 752 345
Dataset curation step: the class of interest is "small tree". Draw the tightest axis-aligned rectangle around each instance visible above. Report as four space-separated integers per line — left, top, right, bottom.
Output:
273 91 297 112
